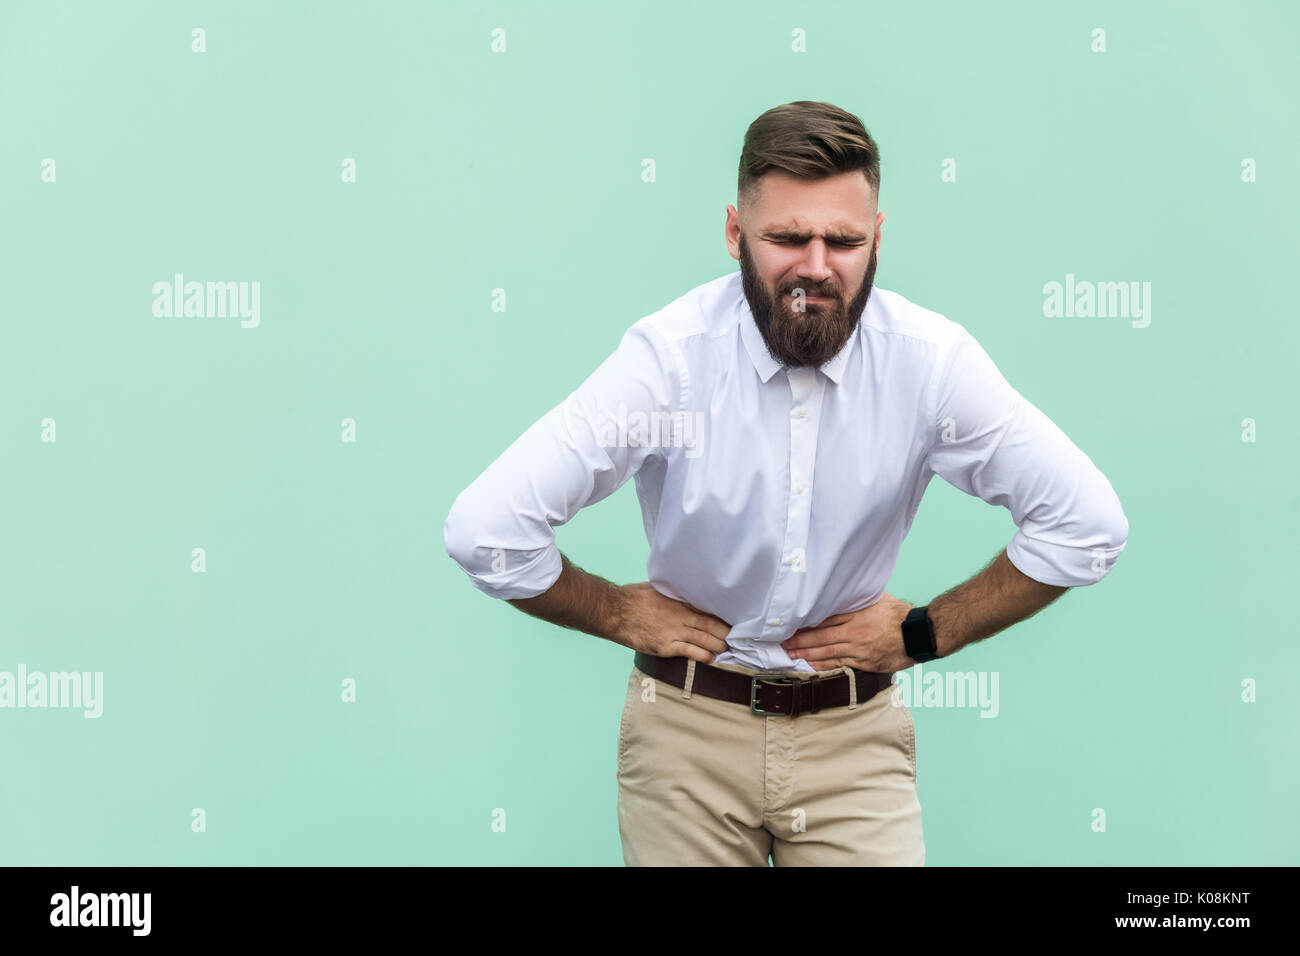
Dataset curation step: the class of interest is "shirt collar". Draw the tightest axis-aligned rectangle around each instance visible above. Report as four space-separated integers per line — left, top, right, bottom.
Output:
736 284 856 385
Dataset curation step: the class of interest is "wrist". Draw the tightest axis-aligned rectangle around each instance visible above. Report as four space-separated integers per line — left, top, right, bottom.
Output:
604 584 629 647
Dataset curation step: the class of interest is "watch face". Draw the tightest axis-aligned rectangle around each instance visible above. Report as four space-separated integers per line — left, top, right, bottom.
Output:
903 608 935 661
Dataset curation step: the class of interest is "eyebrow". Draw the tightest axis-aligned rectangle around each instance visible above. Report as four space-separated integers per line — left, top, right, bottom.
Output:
759 228 869 243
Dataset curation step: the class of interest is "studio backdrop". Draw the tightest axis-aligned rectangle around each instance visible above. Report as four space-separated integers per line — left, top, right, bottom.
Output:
1 0 1296 865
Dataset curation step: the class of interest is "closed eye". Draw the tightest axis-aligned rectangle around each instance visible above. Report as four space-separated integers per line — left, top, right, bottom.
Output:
771 238 865 248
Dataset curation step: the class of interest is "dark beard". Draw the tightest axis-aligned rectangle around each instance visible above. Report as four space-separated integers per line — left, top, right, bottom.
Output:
739 233 877 369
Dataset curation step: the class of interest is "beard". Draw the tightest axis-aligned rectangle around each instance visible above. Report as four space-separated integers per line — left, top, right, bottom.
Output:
739 232 878 369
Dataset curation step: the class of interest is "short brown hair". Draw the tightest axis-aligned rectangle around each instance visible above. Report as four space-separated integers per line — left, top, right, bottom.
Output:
737 101 881 210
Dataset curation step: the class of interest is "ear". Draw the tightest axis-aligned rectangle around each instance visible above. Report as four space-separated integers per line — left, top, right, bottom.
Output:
725 204 741 261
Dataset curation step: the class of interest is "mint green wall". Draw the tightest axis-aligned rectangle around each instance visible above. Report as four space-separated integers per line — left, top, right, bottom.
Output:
1 0 1295 865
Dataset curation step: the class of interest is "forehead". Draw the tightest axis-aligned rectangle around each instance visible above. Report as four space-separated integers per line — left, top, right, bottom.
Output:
750 170 875 231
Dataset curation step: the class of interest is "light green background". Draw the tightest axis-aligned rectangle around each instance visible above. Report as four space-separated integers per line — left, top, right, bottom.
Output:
2 0 1296 866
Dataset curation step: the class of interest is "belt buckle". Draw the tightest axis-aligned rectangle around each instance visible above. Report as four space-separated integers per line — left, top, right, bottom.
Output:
750 673 794 715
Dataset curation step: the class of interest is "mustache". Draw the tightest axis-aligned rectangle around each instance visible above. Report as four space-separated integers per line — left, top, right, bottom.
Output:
784 286 837 297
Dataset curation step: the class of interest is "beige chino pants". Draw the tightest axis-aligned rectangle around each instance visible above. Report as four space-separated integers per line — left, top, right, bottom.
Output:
616 657 925 866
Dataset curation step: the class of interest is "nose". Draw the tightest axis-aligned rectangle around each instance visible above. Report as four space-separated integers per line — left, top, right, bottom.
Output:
794 239 834 289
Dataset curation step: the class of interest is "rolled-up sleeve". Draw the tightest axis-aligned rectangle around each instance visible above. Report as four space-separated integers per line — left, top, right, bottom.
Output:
443 320 678 600
924 329 1129 587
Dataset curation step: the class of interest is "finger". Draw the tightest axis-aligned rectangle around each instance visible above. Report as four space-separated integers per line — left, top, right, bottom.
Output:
681 599 726 622
786 618 849 645
671 640 716 664
685 628 729 655
686 611 732 642
787 641 853 662
782 625 836 650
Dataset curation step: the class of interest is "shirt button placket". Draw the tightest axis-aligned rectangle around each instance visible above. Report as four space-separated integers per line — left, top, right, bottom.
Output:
766 367 823 645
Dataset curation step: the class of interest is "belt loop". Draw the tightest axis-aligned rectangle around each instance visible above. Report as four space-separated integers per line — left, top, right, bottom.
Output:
681 659 696 699
842 666 857 709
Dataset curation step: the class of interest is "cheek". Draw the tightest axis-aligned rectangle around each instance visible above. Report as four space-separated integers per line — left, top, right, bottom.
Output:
773 259 805 292
842 255 872 288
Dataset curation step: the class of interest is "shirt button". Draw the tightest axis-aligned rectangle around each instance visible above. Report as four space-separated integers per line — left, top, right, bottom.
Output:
768 617 783 626
794 407 808 419
794 483 805 494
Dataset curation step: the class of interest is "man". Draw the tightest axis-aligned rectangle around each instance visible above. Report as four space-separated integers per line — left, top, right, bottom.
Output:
443 101 1128 866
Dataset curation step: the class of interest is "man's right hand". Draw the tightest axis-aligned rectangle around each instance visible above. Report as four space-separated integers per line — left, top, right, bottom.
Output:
613 582 732 664
507 554 731 663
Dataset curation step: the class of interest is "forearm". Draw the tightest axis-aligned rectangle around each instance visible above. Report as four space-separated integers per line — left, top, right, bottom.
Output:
507 552 624 644
927 548 1068 658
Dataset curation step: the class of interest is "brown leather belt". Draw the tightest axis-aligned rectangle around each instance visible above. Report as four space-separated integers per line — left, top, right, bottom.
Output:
632 651 893 717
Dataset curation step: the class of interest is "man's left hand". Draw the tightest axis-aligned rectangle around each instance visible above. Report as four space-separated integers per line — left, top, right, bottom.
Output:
780 592 918 672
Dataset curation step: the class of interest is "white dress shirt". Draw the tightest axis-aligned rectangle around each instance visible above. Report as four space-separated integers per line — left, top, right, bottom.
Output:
444 270 1128 672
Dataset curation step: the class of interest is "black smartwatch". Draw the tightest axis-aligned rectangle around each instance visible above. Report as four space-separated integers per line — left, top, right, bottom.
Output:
902 605 938 662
